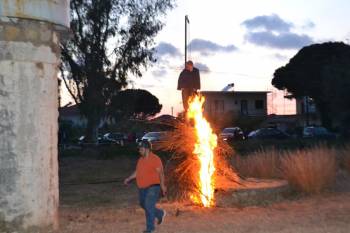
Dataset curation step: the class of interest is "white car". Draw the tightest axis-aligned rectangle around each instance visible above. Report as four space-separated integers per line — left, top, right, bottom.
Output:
141 132 166 143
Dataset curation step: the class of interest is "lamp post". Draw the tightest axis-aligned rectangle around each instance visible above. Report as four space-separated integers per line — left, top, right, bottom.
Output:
185 15 190 66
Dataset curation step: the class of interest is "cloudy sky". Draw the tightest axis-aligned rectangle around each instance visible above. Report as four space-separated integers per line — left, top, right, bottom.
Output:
127 0 350 116
60 0 350 116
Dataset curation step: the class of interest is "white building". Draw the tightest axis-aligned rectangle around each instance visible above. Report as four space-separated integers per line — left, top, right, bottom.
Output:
201 91 269 118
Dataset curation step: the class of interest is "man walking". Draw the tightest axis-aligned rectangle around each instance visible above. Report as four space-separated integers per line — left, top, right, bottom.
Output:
124 140 167 233
177 60 201 111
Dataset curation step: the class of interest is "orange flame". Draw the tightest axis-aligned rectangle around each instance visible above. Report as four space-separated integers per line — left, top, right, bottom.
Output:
187 94 217 207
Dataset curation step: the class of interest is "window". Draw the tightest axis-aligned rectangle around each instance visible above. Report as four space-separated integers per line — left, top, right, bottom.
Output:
301 102 305 114
255 100 264 109
241 100 248 115
214 100 224 112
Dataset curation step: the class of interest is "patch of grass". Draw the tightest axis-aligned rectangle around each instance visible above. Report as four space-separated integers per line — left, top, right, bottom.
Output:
59 145 140 160
98 145 139 159
59 148 87 158
232 148 282 179
281 145 337 194
98 145 172 160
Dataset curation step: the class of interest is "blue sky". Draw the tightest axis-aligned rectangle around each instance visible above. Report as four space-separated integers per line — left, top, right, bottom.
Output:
62 0 350 116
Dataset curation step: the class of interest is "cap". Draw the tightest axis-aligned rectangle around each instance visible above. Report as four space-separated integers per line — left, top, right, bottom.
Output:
137 140 152 150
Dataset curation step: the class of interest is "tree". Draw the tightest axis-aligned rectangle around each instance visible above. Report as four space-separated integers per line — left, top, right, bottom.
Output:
60 0 174 142
110 89 162 121
272 42 350 130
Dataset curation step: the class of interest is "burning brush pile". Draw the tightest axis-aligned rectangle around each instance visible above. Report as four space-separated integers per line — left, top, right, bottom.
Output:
157 95 240 207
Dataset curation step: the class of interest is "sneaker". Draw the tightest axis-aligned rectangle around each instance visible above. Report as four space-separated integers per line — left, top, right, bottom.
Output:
158 210 166 225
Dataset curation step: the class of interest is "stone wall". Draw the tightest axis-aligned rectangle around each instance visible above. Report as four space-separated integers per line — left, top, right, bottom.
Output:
0 1 69 230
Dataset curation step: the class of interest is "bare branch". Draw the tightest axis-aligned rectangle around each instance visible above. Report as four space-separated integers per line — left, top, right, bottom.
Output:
59 64 79 105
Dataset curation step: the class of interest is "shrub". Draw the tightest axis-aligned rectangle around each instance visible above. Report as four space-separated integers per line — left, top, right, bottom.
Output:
337 145 350 173
232 148 282 179
281 145 337 194
345 153 350 173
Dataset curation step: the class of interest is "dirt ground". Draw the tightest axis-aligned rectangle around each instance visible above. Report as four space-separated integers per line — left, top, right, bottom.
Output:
59 155 350 233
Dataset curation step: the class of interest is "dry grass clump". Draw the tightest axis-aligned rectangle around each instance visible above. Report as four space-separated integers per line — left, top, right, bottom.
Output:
281 145 337 194
214 138 241 191
157 120 239 201
345 152 350 173
232 148 282 179
232 145 339 194
335 145 350 173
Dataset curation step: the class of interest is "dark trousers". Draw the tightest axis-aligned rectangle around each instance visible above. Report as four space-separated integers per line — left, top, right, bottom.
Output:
181 89 197 111
139 185 164 231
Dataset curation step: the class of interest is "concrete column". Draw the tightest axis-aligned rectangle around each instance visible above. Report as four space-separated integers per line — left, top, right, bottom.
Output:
0 1 69 232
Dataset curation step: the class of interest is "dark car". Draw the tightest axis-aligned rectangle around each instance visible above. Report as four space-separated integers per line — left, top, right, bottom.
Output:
103 132 127 146
78 134 107 146
303 126 337 139
135 132 147 143
247 128 290 140
220 127 245 141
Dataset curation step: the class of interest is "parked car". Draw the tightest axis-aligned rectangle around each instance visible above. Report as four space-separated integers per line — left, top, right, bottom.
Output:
135 132 147 143
77 135 86 145
78 134 106 145
247 128 290 140
141 131 166 143
103 132 127 145
220 127 245 141
303 126 337 139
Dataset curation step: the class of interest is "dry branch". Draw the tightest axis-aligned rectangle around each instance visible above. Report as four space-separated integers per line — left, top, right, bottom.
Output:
157 120 240 202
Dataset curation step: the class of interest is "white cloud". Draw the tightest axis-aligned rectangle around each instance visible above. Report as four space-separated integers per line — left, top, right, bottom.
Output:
242 14 314 49
194 62 210 73
155 42 181 58
245 31 314 49
242 14 293 32
188 39 237 56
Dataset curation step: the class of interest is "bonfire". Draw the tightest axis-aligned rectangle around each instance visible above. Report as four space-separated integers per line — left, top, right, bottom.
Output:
157 94 240 207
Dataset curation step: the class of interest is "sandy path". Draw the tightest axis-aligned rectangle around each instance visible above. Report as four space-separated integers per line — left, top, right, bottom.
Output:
59 191 350 233
58 156 350 233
